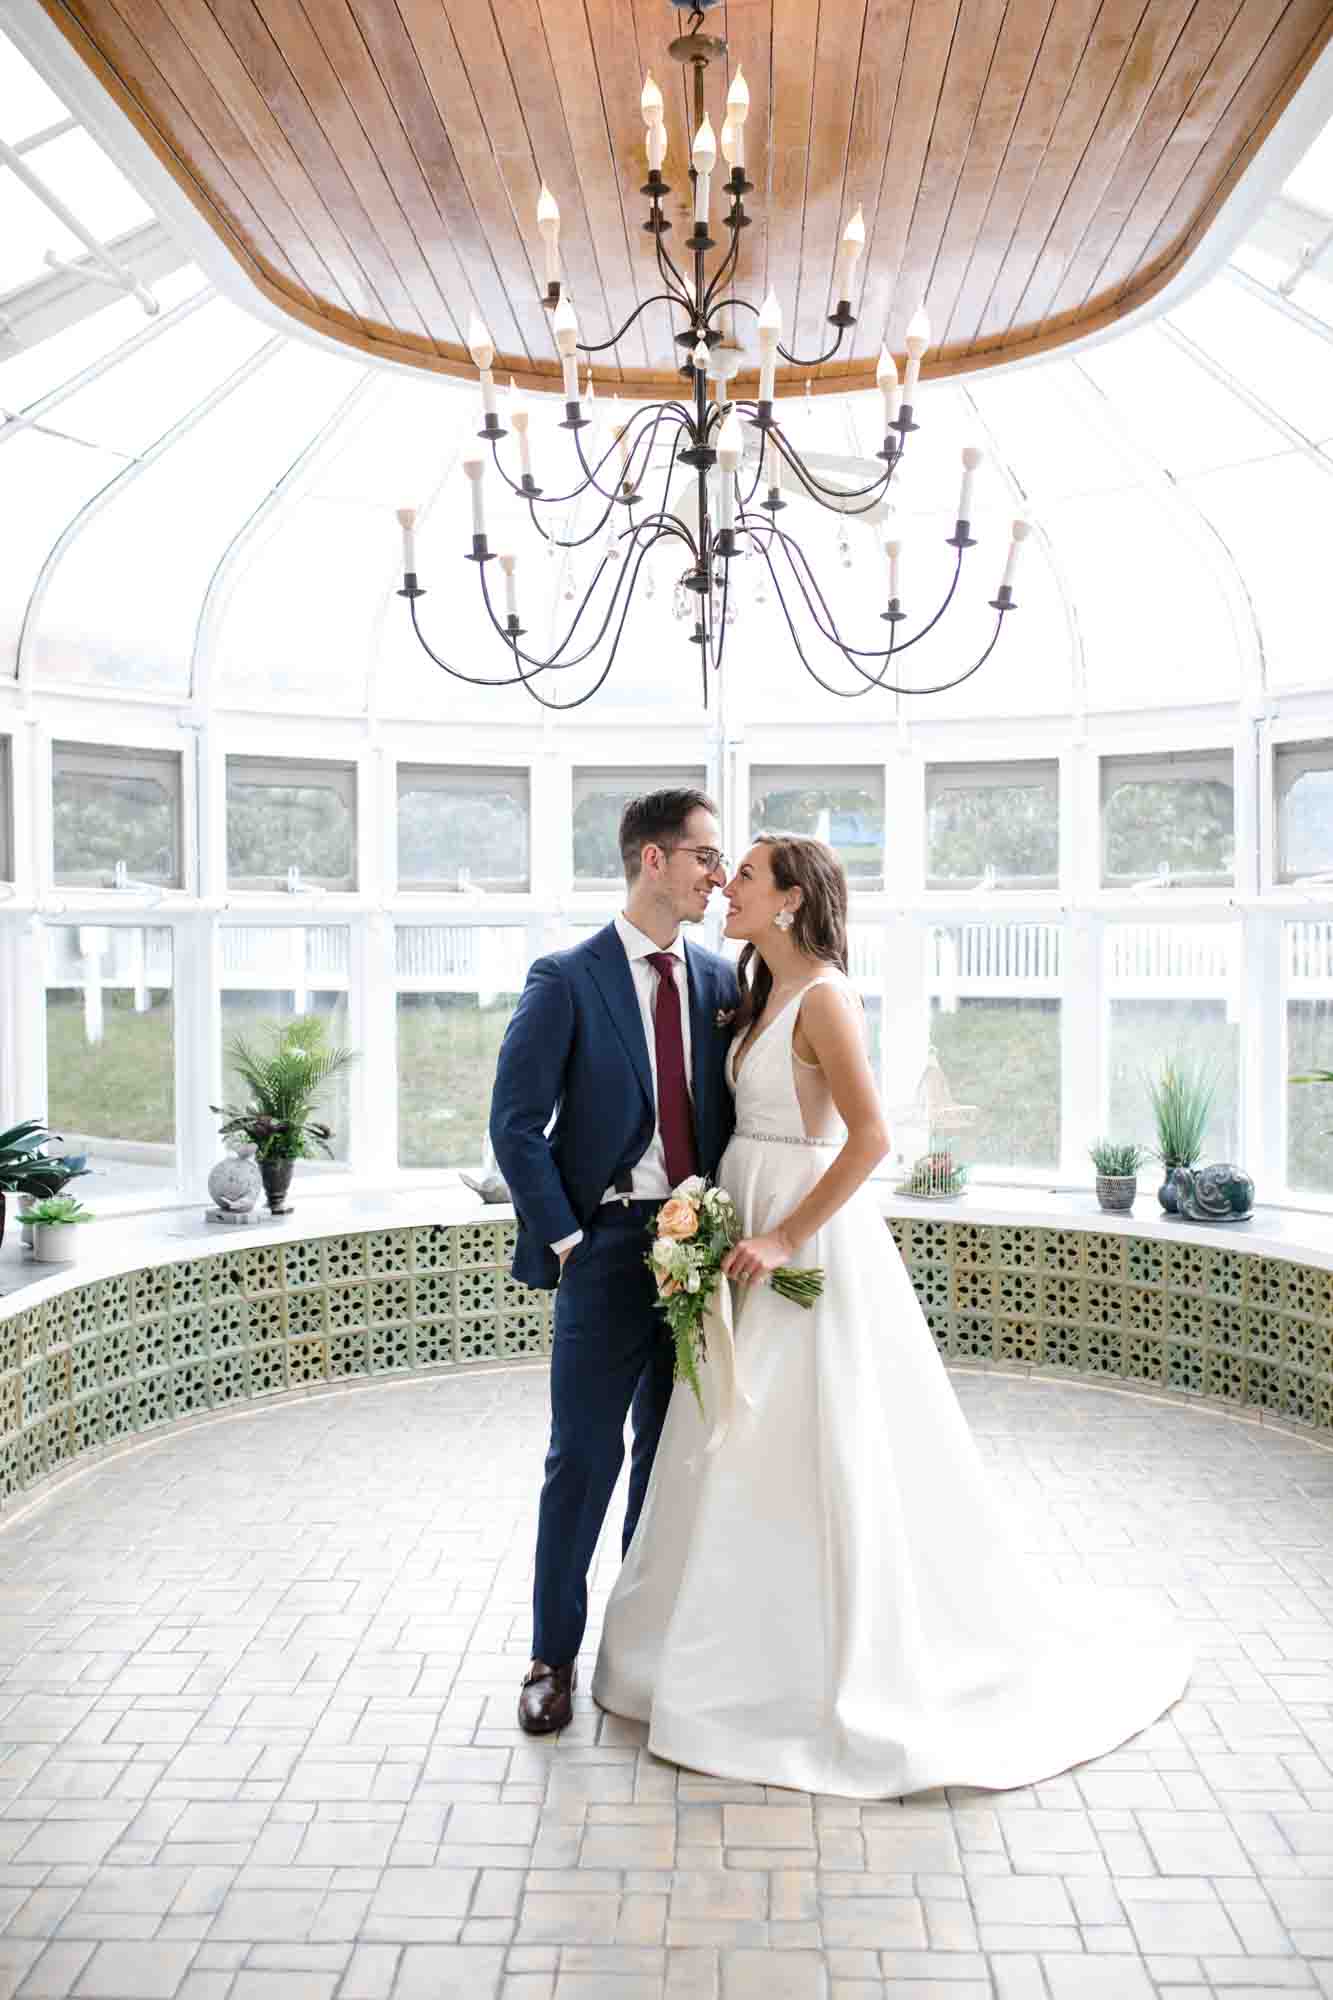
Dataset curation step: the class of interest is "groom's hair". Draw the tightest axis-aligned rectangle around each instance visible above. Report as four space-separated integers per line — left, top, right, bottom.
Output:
620 787 718 883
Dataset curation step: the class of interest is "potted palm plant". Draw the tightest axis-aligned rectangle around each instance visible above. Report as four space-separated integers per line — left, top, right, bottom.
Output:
26 1195 95 1265
1088 1140 1145 1213
1145 1054 1217 1214
210 1016 358 1215
0 1122 88 1251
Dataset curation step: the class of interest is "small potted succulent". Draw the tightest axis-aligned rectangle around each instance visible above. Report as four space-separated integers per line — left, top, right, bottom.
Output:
0 1121 88 1251
210 1015 358 1215
1145 1054 1217 1214
1088 1139 1145 1213
26 1195 96 1265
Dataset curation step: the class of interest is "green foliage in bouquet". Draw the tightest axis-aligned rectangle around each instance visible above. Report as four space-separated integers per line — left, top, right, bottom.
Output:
211 1015 358 1162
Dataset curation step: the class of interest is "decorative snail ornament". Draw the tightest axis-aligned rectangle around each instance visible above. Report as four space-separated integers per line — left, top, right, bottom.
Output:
1168 1164 1255 1224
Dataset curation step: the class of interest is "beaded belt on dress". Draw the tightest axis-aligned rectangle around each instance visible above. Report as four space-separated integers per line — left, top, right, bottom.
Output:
734 1128 841 1149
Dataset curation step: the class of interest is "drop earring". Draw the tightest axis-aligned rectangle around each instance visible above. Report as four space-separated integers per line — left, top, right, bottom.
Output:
773 909 795 933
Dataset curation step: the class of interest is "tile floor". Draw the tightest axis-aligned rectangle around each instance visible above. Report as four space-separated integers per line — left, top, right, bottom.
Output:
0 1363 1328 1999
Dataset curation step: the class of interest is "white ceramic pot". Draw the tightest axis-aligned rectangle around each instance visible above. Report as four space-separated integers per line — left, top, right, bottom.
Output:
17 1193 35 1248
32 1222 82 1265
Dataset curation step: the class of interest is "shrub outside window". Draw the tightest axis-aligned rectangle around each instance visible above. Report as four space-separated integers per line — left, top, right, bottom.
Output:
52 740 182 889
1275 740 1333 884
398 765 530 892
395 925 529 1166
925 922 1062 1170
750 766 885 890
926 760 1059 890
1100 749 1234 888
43 922 176 1199
226 756 356 892
573 768 707 887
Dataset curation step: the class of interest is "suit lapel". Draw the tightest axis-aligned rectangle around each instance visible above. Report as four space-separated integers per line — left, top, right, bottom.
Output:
684 940 713 1141
585 923 654 1115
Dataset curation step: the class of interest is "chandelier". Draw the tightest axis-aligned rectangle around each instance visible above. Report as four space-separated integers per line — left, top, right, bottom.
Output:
396 2 1029 710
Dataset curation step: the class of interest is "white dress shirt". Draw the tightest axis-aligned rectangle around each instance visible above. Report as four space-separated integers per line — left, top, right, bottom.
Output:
551 912 694 1255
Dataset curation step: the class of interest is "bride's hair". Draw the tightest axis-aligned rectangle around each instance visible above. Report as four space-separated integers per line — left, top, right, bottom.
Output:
734 834 850 1038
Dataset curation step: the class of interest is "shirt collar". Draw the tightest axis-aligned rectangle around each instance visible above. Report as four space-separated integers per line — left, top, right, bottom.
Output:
616 911 685 965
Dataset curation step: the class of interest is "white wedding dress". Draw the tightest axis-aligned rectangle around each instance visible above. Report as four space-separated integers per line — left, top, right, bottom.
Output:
592 972 1190 1798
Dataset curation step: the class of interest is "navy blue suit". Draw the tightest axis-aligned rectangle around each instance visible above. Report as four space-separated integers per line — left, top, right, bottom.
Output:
490 921 738 1666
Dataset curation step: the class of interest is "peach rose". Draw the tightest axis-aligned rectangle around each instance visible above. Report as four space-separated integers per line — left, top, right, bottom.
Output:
657 1274 681 1297
657 1197 699 1240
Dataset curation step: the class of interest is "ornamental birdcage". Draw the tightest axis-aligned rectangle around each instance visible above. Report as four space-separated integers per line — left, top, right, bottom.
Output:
890 1049 979 1201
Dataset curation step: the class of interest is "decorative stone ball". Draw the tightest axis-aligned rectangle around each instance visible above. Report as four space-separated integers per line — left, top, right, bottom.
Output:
1169 1163 1255 1223
208 1145 262 1214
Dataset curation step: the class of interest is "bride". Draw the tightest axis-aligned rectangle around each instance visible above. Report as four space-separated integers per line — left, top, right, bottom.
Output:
593 832 1190 1798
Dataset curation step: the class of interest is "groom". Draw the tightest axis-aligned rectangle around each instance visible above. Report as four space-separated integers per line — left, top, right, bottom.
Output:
490 788 738 1734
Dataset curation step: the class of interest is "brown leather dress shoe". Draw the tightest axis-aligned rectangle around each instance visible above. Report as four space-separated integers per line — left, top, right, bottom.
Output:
518 1659 577 1735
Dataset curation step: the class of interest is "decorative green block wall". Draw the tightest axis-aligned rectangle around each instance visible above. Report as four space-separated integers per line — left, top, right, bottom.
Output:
1 1217 1329 1513
889 1219 1333 1433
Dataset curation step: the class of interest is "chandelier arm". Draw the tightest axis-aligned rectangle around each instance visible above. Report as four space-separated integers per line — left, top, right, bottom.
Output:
575 294 692 354
750 540 894 699
408 596 555 688
510 401 691 515
758 523 908 685
776 321 849 368
573 399 688 506
701 210 746 317
766 424 896 506
652 225 697 318
479 542 627 672
771 526 967 661
503 533 663 711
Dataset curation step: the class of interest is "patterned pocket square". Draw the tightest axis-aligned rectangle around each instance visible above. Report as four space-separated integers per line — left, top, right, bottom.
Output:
715 1008 736 1029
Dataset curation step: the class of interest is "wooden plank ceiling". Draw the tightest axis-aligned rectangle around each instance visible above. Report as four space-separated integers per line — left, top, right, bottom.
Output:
36 0 1333 396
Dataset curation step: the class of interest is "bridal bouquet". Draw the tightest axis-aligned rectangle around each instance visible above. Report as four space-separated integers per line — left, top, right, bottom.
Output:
647 1176 824 1414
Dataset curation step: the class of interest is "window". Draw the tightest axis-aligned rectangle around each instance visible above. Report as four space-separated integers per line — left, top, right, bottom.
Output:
1285 920 1333 1196
226 757 356 892
0 735 11 881
43 924 176 1199
926 760 1059 890
219 926 352 1165
1103 922 1240 1161
924 923 1062 1169
1275 740 1333 884
573 768 708 887
1100 750 1234 888
398 766 530 892
395 925 530 1167
750 766 885 889
51 741 182 889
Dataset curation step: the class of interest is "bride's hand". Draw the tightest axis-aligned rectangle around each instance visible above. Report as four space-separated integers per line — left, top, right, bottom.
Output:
722 1230 793 1284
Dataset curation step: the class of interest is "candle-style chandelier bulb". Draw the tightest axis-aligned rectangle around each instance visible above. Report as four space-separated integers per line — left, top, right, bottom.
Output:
640 71 664 127
717 405 744 471
721 118 740 168
905 304 931 355
836 206 865 301
467 311 494 371
552 294 579 355
692 114 717 177
726 65 749 123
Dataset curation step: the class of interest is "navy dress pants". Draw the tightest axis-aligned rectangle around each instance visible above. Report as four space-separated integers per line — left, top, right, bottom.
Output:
532 1200 675 1668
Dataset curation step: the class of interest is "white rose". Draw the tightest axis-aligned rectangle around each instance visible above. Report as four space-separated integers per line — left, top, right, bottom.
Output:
675 1175 707 1200
651 1238 675 1268
686 1270 701 1292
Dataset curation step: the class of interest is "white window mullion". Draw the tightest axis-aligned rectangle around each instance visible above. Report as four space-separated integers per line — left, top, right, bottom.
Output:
356 912 396 1180
1063 910 1100 1181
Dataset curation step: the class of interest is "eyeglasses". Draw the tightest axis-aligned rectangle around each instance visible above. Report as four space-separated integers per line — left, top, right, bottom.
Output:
664 843 731 875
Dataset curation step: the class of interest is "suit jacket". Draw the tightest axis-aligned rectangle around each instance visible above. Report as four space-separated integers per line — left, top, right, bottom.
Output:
489 922 740 1290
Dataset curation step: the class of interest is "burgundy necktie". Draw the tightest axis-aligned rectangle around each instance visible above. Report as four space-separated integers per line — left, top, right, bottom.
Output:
646 951 698 1188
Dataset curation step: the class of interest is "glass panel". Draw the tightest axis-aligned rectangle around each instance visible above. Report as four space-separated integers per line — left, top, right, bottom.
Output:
0 268 207 415
1276 742 1333 881
31 341 360 694
0 428 126 679
0 32 68 144
1286 920 1333 1194
924 924 1063 1169
572 767 707 885
0 734 11 879
226 758 357 891
43 923 176 1201
1185 453 1329 691
20 128 154 246
395 925 530 1167
398 766 530 892
1168 282 1333 444
1104 923 1240 1160
926 760 1059 889
0 161 86 296
219 926 351 1167
1101 753 1234 887
51 741 181 888
749 765 885 889
1074 326 1287 477
1283 113 1333 216
51 297 273 454
847 921 883 1091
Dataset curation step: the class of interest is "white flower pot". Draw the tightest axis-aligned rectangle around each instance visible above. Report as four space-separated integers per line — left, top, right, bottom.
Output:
32 1222 83 1265
17 1193 35 1248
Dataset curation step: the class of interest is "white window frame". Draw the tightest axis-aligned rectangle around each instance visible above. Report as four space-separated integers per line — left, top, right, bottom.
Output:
50 738 184 890
924 757 1060 892
216 915 357 1173
1099 747 1235 890
225 754 358 894
0 735 12 882
748 762 887 893
570 764 709 890
1273 738 1333 885
396 763 532 894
